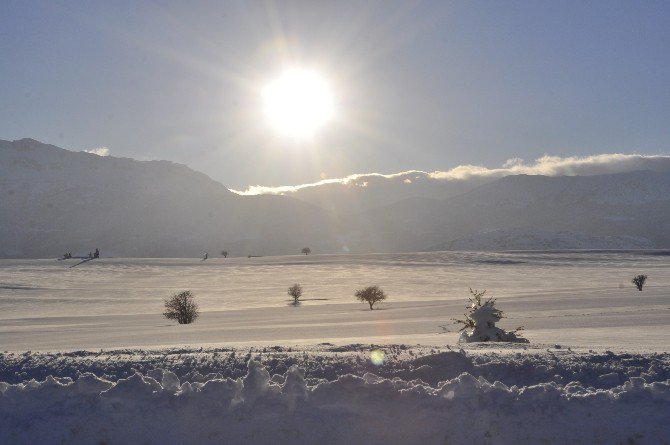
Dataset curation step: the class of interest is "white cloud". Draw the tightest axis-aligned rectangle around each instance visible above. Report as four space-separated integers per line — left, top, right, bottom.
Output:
230 153 670 195
428 153 670 180
230 170 423 195
502 157 524 168
84 147 110 157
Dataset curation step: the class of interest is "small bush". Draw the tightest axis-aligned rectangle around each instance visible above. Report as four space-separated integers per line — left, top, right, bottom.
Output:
301 247 311 255
164 290 199 324
632 274 647 291
288 283 302 304
355 285 387 310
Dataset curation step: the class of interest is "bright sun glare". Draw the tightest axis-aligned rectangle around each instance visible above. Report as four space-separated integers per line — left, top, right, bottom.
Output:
262 68 334 138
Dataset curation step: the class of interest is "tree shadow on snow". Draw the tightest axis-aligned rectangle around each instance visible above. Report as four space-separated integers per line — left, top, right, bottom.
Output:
358 305 392 312
286 298 330 307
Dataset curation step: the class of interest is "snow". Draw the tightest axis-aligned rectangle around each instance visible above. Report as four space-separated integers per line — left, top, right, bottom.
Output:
456 289 529 343
1 346 668 444
1 251 668 352
441 228 653 251
1 251 669 443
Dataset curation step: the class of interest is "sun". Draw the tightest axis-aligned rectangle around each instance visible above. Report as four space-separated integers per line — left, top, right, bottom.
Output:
262 68 334 138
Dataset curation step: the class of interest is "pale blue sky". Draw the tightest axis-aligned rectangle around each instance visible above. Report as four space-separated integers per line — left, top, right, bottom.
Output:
1 1 669 188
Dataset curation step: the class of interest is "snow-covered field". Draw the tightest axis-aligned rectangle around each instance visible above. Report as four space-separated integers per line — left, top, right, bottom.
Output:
1 251 669 443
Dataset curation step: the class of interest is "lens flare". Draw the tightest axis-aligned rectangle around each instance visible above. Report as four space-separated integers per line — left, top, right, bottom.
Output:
370 349 385 366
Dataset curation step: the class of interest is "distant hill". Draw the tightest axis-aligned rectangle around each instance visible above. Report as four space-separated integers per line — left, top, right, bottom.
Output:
433 228 653 251
357 171 670 251
278 171 490 216
0 139 340 257
2 138 670 257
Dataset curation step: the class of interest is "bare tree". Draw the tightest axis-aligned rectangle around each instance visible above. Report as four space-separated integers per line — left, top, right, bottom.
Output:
221 250 228 258
632 274 647 291
163 290 199 324
301 247 311 255
287 283 302 304
355 285 387 310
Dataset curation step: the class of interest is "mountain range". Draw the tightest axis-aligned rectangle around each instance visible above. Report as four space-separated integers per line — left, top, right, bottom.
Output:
2 138 669 258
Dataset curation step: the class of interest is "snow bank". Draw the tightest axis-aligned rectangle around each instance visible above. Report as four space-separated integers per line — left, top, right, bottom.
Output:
1 347 669 444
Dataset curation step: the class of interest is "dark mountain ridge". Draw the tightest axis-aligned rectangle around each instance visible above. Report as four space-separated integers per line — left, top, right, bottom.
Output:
2 139 669 257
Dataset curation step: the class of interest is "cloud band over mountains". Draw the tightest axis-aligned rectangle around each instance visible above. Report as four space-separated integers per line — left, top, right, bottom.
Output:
84 147 110 157
231 153 670 195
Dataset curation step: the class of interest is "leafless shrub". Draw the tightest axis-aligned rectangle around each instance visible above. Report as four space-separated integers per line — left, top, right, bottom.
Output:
163 290 199 324
632 274 647 291
288 283 302 304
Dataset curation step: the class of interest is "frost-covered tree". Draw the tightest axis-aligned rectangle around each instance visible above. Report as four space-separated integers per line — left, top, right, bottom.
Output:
632 274 647 291
454 288 528 343
355 286 387 310
288 283 302 304
163 290 199 324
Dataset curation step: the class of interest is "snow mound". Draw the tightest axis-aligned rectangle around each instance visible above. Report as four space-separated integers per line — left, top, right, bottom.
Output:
455 289 529 343
1 347 669 444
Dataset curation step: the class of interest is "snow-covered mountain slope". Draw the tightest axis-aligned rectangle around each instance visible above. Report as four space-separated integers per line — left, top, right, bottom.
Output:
357 171 670 252
0 138 230 196
435 228 654 251
240 155 670 214
3 138 670 256
455 171 670 207
280 171 489 215
0 139 340 258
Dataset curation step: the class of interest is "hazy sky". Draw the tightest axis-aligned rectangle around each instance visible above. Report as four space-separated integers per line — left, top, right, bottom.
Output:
2 1 669 189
